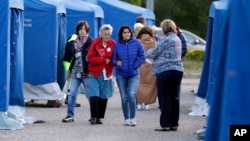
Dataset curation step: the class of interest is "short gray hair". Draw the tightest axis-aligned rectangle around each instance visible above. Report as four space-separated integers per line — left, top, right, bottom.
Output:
134 23 144 31
99 24 113 37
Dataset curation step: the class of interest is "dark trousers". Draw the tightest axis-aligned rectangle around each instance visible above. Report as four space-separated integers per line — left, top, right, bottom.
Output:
157 70 183 128
90 96 108 118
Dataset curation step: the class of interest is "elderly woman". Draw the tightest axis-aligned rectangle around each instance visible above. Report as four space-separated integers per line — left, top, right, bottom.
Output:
87 24 115 124
145 19 184 131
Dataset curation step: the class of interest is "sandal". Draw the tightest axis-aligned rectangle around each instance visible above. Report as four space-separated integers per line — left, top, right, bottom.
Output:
154 127 170 131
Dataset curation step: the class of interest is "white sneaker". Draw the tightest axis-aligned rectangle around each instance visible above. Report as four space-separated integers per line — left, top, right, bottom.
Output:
124 119 130 126
130 118 136 126
137 104 142 110
145 105 150 110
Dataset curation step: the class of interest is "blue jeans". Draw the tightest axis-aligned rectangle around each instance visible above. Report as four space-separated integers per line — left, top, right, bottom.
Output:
116 75 139 120
67 78 89 117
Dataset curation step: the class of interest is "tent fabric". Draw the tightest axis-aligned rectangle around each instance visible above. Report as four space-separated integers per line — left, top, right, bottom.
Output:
24 82 64 101
205 0 250 140
56 14 67 90
24 0 58 85
63 0 103 38
95 0 155 40
0 0 10 112
41 0 67 90
0 1 37 130
41 0 66 14
189 1 228 117
9 0 24 9
23 0 65 100
9 8 25 107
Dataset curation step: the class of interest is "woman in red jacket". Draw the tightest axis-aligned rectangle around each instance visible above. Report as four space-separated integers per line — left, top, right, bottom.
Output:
87 24 115 124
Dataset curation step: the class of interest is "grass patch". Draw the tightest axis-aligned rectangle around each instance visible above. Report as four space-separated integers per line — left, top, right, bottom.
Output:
183 59 203 74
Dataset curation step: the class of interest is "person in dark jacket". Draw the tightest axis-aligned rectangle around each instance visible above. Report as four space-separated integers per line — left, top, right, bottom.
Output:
112 25 145 126
176 27 187 60
135 16 146 26
62 34 81 107
62 20 92 123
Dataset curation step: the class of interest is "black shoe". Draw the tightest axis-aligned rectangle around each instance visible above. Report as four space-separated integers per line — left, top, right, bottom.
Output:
64 101 81 107
96 118 103 124
75 103 81 107
62 116 74 123
90 118 96 124
90 118 103 125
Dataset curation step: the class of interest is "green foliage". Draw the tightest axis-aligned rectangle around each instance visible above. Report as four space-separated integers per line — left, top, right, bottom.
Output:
183 58 203 73
123 0 214 39
185 49 205 61
122 0 142 6
154 0 213 39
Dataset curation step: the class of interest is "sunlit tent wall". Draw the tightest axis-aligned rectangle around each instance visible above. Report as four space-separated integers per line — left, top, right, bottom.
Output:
189 1 228 117
205 0 250 140
0 0 36 130
84 0 155 40
63 0 104 38
23 0 66 101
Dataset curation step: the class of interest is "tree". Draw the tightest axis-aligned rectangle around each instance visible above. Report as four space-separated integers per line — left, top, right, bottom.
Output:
123 0 214 39
123 0 142 6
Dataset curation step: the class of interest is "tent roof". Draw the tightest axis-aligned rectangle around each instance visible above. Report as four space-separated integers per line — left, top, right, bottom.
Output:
9 0 24 9
99 0 154 20
209 1 228 18
81 0 104 18
41 0 66 14
63 0 104 18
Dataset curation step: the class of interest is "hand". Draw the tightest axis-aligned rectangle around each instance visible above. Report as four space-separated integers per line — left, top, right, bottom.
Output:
66 72 71 81
106 59 110 64
117 60 122 67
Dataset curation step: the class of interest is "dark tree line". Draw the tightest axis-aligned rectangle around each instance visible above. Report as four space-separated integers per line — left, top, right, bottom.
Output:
123 0 214 39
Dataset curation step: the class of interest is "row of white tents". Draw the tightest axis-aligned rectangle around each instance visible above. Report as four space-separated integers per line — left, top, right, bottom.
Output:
0 0 155 130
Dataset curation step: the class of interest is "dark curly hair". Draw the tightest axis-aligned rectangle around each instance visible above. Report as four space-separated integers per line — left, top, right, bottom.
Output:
75 20 90 34
118 25 133 40
136 26 153 39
